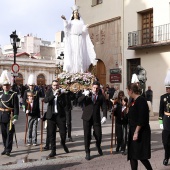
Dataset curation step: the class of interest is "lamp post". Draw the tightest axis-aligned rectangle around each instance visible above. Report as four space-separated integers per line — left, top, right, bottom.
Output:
10 30 20 83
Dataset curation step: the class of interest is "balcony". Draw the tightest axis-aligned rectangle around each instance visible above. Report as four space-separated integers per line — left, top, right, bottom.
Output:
128 23 170 50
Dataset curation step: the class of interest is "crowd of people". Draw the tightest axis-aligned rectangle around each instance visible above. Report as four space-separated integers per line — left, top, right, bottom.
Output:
3 68 170 170
0 3 169 169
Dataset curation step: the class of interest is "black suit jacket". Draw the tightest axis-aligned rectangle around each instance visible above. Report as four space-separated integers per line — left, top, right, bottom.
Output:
159 93 170 131
65 90 75 112
78 92 107 123
25 99 40 118
0 90 19 123
44 88 66 120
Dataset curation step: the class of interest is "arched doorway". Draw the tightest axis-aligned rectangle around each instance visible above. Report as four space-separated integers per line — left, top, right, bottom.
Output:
37 74 45 85
96 59 106 86
16 73 23 85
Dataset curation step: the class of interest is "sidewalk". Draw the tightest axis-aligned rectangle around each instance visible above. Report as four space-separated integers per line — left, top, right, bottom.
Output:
0 106 169 170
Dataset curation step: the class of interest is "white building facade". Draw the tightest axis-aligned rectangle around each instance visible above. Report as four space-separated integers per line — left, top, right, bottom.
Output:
0 54 56 85
76 0 170 113
1 34 56 86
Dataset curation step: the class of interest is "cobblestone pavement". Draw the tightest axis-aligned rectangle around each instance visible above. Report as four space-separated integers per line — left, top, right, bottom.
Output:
0 103 169 170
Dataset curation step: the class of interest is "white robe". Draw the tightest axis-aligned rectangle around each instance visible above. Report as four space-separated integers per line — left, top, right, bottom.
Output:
63 19 96 73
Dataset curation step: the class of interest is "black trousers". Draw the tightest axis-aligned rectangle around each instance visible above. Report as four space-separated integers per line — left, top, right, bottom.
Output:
66 110 72 138
1 122 14 153
83 117 102 153
162 130 170 159
47 114 66 151
116 123 127 151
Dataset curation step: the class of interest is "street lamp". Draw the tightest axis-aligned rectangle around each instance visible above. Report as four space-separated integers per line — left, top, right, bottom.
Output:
10 30 20 64
10 30 20 83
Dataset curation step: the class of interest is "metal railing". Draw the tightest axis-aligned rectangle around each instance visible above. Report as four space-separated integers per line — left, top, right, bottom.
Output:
128 23 170 47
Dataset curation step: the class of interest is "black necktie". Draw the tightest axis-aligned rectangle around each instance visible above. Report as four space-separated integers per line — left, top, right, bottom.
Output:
93 94 96 103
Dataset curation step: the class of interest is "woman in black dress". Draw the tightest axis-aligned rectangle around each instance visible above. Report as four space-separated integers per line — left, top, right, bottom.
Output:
127 83 152 170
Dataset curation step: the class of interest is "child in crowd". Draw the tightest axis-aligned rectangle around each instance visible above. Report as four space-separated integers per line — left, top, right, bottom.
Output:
25 92 40 146
19 96 23 108
112 91 128 154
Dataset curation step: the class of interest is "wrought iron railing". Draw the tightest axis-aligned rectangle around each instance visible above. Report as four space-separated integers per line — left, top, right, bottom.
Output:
128 23 170 48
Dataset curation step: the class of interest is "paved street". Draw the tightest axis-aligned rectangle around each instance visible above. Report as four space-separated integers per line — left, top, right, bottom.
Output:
0 102 169 170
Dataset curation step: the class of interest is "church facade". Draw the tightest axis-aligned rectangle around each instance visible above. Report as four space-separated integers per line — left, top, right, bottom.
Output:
0 53 56 86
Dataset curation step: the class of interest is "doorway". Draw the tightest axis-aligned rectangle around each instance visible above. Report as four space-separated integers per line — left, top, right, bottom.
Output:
96 59 106 86
127 58 141 85
37 74 45 85
16 73 23 85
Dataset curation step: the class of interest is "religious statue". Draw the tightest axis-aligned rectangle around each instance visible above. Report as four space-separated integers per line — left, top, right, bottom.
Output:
61 5 96 73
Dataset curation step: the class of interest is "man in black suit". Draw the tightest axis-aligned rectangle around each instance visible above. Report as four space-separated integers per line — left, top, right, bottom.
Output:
44 80 69 157
0 70 19 156
65 89 75 142
78 81 107 160
159 70 170 166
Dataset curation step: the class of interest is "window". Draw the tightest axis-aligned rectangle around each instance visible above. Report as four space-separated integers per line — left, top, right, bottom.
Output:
97 0 102 4
141 10 153 44
92 0 102 6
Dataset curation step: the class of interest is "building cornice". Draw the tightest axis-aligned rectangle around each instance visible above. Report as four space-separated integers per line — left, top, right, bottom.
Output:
89 16 121 27
0 57 56 68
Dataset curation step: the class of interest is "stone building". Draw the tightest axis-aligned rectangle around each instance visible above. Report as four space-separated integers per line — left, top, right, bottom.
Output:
76 0 122 87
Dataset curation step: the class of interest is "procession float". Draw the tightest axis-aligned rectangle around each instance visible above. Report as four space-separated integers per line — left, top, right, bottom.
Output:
57 4 97 92
58 72 96 92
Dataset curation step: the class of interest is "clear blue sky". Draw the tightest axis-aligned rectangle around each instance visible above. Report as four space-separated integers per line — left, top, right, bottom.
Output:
0 0 74 46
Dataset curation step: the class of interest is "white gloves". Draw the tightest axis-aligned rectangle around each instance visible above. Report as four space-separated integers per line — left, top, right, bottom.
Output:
12 119 17 125
54 89 59 96
160 124 163 129
26 110 29 114
60 89 66 94
38 118 40 122
84 90 90 96
22 106 25 112
101 117 106 124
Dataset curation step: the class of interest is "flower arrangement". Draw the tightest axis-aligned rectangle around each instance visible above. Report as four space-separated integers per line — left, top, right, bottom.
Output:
58 72 95 86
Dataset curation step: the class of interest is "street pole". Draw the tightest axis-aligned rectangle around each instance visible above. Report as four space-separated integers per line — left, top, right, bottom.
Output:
13 39 17 84
10 30 20 84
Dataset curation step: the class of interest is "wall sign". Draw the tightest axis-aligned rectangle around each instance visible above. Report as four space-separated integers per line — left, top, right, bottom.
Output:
110 74 121 83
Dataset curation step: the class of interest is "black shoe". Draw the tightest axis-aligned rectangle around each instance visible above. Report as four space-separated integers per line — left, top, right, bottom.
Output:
1 150 6 155
121 150 126 155
6 152 10 156
68 137 73 142
97 146 103 156
48 151 56 157
62 144 69 153
43 146 49 150
85 153 90 160
116 146 120 152
163 159 169 166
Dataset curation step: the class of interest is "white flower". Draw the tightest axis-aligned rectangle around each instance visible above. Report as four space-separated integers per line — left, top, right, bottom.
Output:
58 72 95 86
